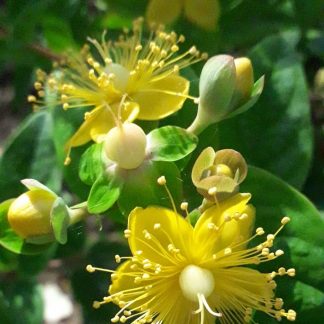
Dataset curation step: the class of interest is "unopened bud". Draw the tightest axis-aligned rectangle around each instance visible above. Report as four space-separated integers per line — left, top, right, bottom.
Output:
188 55 263 135
8 189 56 239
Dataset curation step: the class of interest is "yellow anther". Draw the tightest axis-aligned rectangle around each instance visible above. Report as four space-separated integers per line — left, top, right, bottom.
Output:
180 202 188 211
64 156 71 166
34 82 42 90
275 250 284 257
281 216 291 225
179 35 185 42
171 45 179 52
208 187 217 196
256 227 265 235
201 52 209 60
86 264 95 273
287 268 296 277
38 90 45 97
93 301 101 309
224 215 232 222
278 267 286 276
239 213 248 220
153 223 161 230
267 234 275 241
287 309 296 321
135 44 142 51
189 46 198 55
142 273 150 280
27 95 37 103
87 57 94 65
224 248 232 255
157 176 166 185
111 315 120 323
262 248 269 256
124 229 131 238
115 255 121 263
63 103 69 110
104 58 112 65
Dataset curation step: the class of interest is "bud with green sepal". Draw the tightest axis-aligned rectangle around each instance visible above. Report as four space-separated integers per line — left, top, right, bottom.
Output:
7 179 87 246
187 55 264 135
192 147 247 202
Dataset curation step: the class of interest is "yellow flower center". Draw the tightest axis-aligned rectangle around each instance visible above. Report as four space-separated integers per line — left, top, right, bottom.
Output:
179 265 214 302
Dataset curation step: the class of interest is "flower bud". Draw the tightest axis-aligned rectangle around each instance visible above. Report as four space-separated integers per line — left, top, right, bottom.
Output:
188 55 263 135
192 147 247 202
8 189 56 239
104 123 147 169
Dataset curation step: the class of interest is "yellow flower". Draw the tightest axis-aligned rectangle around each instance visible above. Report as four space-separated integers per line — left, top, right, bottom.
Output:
87 194 296 323
30 18 206 164
146 0 221 31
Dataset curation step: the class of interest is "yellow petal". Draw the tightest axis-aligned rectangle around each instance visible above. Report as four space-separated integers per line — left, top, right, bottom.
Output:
193 193 254 256
191 147 215 186
133 74 189 120
184 0 221 30
128 206 193 264
146 0 183 26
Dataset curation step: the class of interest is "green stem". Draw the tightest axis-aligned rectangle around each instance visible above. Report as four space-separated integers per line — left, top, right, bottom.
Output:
69 206 89 225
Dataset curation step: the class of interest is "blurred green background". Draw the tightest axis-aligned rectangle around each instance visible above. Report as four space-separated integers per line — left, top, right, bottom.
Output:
0 0 323 323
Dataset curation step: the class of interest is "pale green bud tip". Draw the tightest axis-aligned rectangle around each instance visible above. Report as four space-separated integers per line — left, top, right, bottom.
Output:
234 57 254 103
104 123 147 170
8 190 56 238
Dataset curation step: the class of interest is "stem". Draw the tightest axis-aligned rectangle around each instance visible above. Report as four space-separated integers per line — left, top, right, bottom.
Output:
69 206 89 225
187 115 210 135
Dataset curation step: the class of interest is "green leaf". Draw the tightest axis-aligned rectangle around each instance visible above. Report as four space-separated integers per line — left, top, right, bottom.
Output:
215 33 313 189
50 197 70 244
118 160 183 216
0 112 60 201
242 166 324 321
0 279 43 324
0 199 52 255
79 143 105 185
148 126 198 162
88 170 123 214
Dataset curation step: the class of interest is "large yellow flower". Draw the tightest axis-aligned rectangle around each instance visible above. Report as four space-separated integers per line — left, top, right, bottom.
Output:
146 0 221 31
87 194 296 323
29 18 206 163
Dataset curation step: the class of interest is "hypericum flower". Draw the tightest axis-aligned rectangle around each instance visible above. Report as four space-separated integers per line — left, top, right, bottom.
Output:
146 0 221 31
29 18 206 164
192 147 247 202
87 192 296 323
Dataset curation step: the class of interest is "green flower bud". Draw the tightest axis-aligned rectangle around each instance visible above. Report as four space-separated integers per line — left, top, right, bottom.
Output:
8 188 56 239
104 123 147 169
188 55 264 135
192 147 247 202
